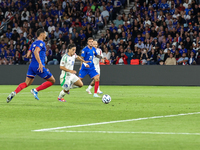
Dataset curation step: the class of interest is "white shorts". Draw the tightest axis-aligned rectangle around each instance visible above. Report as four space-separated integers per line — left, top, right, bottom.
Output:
60 74 79 91
95 65 100 75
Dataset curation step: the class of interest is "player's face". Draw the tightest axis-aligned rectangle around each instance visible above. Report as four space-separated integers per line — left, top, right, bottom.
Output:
93 41 98 48
88 40 93 47
69 47 76 56
41 32 47 41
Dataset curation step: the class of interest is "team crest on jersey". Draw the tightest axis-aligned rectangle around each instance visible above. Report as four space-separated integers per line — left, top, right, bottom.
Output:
93 51 95 54
40 43 43 47
61 62 64 65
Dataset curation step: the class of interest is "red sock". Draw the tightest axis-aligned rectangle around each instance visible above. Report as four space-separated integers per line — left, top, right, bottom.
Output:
36 81 53 92
14 82 27 94
94 81 99 94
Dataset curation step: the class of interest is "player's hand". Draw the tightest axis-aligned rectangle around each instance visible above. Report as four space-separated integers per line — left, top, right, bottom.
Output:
102 58 105 63
38 63 44 73
70 70 77 74
79 67 81 70
84 61 91 63
85 65 90 68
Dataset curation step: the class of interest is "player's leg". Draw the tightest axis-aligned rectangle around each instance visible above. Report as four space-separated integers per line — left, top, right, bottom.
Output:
58 89 68 102
86 79 95 94
93 75 100 97
58 78 71 102
31 68 55 100
58 74 81 102
7 77 34 103
88 68 100 97
73 79 83 87
69 75 83 90
87 67 102 94
6 69 35 103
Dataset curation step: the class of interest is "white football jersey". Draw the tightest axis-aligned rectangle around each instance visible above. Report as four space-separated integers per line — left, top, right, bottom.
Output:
93 48 103 67
60 53 77 78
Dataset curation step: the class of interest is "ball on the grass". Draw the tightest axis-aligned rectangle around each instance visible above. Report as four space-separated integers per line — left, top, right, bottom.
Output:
102 94 111 104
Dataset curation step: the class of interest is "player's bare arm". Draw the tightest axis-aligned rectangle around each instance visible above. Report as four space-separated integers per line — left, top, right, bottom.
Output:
34 47 43 73
79 56 90 68
60 66 76 74
76 56 91 64
25 50 32 58
95 54 106 62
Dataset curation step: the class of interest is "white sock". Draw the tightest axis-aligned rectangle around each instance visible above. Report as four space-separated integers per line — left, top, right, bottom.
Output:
88 85 93 90
97 86 100 92
58 90 66 99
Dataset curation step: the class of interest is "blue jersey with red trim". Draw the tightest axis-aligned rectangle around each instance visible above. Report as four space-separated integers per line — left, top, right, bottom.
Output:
81 46 97 69
29 40 46 67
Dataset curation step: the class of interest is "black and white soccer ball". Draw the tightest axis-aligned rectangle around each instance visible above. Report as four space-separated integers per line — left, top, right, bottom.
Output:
102 94 111 104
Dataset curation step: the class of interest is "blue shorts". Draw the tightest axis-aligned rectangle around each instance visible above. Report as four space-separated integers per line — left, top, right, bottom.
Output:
27 66 52 79
79 67 99 79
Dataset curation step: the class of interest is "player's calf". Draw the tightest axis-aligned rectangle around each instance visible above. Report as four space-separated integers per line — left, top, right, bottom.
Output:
58 89 68 102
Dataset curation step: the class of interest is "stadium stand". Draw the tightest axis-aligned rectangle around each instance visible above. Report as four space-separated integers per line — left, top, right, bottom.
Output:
0 0 200 65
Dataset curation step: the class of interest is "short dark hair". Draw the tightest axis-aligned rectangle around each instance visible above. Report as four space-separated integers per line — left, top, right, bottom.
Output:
87 37 93 42
36 28 45 37
67 43 76 50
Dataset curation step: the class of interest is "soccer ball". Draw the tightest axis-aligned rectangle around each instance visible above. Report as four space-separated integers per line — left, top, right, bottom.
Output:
102 94 111 104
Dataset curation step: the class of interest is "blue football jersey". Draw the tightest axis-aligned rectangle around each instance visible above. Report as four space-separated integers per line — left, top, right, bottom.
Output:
81 46 97 69
30 40 46 66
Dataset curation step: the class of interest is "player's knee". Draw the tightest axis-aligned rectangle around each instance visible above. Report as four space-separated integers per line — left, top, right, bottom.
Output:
79 82 83 87
51 78 56 84
94 76 99 81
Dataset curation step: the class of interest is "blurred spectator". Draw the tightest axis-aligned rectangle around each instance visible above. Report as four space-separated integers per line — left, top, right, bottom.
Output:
48 48 61 65
114 16 123 28
147 48 157 65
177 53 189 65
140 48 148 65
74 32 81 55
165 53 177 65
116 52 128 65
110 51 117 65
125 47 134 64
103 47 111 60
188 51 196 65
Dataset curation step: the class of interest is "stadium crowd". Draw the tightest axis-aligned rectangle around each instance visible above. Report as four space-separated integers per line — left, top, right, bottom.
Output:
1 0 200 65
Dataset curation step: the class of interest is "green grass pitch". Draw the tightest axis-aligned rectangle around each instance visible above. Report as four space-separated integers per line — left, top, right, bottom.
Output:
1 85 200 150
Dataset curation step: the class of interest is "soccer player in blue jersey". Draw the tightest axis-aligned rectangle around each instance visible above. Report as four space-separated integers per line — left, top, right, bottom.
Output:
79 37 104 97
6 28 56 103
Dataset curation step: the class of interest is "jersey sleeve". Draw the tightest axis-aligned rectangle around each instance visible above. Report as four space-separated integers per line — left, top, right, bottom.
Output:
81 48 86 58
100 49 103 58
60 55 67 66
35 41 44 51
94 48 98 56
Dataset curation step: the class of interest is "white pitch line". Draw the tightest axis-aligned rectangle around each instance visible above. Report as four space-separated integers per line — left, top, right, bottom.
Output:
32 112 200 132
50 130 200 136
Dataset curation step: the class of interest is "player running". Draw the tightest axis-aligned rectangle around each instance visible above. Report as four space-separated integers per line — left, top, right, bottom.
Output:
79 37 104 97
6 28 55 103
58 44 90 102
86 41 104 94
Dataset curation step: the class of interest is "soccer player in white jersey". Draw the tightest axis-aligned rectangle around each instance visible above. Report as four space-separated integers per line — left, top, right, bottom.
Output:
58 44 90 102
86 41 104 94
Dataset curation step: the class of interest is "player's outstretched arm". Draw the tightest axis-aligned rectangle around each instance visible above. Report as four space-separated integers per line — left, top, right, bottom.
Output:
76 56 91 64
95 54 103 59
77 56 90 68
60 66 76 74
34 47 43 73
